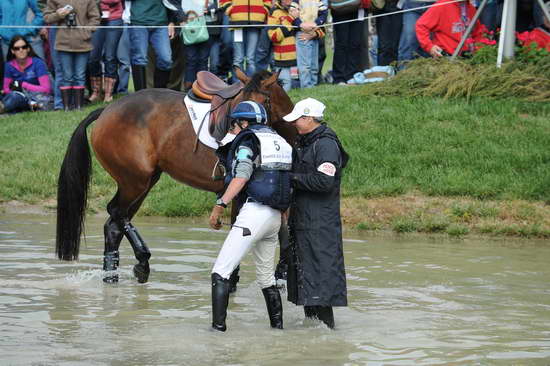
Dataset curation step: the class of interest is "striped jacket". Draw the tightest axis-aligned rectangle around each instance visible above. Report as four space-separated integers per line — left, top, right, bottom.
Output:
268 3 297 67
222 0 271 25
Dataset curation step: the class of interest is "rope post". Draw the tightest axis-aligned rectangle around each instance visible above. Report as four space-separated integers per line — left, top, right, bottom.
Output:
450 0 489 60
497 0 517 67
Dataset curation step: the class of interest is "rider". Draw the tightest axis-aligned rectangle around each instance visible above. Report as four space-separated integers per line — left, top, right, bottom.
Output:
209 100 292 332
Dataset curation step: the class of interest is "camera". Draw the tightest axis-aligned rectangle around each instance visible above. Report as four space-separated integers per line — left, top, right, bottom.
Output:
66 11 77 28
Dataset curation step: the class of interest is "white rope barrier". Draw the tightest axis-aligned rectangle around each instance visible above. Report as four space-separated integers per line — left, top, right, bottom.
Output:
0 0 465 30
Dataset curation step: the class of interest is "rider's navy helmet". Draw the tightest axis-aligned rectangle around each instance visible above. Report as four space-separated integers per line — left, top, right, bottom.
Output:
230 101 268 125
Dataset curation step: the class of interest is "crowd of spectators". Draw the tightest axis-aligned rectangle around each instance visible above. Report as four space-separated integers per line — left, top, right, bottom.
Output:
0 0 548 114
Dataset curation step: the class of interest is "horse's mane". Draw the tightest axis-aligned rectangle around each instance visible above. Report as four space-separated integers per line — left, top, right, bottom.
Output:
243 70 273 97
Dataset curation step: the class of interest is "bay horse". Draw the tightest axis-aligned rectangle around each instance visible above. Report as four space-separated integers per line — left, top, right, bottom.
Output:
56 69 296 284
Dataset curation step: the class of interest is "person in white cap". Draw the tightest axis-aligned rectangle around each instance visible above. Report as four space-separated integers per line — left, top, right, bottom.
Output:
282 97 349 329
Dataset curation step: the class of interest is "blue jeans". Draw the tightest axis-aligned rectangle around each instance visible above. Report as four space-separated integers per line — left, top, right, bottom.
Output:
255 27 272 72
117 26 131 94
185 41 210 83
58 51 90 87
1 92 29 113
48 28 64 109
89 19 124 78
275 67 291 92
129 27 172 70
397 0 431 64
208 35 222 76
232 27 260 76
296 33 319 88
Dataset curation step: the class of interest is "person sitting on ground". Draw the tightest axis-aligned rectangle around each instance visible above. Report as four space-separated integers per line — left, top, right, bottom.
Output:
1 35 52 114
415 0 487 58
517 1 550 52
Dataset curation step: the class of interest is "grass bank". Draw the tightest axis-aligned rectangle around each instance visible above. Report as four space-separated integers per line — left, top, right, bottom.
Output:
0 71 549 238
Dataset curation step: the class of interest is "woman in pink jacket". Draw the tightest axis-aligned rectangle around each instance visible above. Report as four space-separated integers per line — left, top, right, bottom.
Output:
0 35 52 114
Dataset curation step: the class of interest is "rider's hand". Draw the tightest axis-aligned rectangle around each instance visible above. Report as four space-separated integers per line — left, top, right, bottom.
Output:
209 205 224 230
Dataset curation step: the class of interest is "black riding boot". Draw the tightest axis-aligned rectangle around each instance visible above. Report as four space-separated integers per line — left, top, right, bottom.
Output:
74 88 85 110
304 305 335 329
153 68 171 88
61 88 72 111
228 266 240 293
262 285 283 329
212 273 231 332
131 65 147 91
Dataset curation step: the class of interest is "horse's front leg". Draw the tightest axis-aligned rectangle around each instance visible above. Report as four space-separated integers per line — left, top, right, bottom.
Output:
123 220 151 283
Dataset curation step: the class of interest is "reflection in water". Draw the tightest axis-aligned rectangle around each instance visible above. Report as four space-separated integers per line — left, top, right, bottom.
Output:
1 214 550 365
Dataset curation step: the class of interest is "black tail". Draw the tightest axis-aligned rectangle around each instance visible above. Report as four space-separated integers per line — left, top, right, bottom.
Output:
56 108 104 260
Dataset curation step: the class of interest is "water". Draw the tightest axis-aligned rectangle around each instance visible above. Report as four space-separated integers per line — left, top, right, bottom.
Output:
1 214 550 365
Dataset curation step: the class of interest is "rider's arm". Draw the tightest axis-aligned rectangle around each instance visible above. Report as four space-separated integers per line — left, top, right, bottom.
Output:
218 143 256 205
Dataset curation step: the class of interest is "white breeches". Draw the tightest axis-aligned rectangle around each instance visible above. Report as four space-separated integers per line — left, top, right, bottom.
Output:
212 201 281 289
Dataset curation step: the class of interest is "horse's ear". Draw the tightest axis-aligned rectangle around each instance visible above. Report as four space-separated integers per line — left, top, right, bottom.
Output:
263 71 280 88
234 67 249 84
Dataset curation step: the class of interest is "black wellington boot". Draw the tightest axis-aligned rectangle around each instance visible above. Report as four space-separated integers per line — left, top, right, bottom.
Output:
153 68 171 88
131 65 147 91
74 88 85 110
61 88 72 111
212 272 231 332
262 285 283 329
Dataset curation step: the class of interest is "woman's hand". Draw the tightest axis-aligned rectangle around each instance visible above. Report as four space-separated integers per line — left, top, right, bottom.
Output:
56 7 71 17
168 22 175 39
9 80 23 92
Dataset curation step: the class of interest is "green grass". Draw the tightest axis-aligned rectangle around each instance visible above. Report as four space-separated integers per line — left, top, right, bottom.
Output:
1 83 549 219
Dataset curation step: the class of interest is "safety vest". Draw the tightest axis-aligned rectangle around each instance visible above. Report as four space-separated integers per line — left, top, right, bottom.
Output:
226 124 292 210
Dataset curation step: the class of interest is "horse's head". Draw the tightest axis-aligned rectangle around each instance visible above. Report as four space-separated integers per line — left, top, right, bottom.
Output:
234 68 297 145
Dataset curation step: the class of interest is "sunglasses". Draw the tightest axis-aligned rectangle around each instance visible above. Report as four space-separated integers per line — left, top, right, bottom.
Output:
12 45 29 51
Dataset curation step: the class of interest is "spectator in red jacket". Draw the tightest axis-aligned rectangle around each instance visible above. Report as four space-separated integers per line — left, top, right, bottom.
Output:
416 0 487 57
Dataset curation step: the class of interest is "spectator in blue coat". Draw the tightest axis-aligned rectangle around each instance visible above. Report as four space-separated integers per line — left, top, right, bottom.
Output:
0 0 45 61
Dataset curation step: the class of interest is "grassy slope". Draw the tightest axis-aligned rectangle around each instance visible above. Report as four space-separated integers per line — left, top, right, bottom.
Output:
0 85 549 236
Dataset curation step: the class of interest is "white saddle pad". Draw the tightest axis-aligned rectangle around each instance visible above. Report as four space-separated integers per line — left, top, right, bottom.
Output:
184 96 235 149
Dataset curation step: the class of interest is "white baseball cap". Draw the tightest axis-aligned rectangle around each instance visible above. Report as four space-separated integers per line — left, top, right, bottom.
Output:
283 97 326 122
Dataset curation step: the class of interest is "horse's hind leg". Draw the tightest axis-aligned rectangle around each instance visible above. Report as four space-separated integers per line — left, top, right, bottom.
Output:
102 172 161 284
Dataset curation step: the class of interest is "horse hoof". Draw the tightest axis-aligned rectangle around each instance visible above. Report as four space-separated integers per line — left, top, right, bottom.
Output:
103 274 119 284
133 262 150 283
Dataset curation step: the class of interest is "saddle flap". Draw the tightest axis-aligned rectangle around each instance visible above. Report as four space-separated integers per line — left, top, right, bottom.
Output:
192 80 213 100
209 95 232 141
